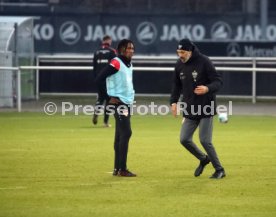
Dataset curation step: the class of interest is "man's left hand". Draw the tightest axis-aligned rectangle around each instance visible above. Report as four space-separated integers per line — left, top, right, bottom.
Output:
194 85 209 95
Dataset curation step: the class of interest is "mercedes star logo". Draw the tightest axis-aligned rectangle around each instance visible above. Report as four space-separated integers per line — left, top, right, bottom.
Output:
227 42 241 57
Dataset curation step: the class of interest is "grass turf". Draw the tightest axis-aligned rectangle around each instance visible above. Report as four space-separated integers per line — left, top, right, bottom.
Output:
0 113 276 217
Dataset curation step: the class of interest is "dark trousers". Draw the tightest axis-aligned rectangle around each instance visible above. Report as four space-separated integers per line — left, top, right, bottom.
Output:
113 104 132 171
94 85 110 124
180 117 223 171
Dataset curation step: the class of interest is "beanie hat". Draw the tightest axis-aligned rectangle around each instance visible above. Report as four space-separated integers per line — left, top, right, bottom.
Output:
177 39 194 51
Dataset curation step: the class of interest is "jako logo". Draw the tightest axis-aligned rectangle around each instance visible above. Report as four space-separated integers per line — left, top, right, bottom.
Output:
136 22 157 45
211 21 232 40
59 21 81 45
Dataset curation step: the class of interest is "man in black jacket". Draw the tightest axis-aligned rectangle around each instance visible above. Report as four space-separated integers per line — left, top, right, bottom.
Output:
92 35 117 127
170 38 226 179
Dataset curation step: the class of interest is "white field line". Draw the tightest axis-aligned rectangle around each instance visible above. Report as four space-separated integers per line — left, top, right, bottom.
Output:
0 186 27 190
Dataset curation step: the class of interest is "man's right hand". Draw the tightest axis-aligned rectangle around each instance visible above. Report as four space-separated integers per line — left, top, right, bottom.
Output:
171 103 177 117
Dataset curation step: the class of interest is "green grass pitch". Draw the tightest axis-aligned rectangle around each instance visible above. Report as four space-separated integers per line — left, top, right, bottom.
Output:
0 113 276 217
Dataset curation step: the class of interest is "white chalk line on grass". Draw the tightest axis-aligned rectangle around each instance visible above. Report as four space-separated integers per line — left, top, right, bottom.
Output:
0 172 142 190
0 186 27 190
0 149 29 152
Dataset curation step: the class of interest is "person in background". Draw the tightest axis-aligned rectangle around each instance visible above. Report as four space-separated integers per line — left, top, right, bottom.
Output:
170 38 226 179
95 39 136 177
92 35 117 127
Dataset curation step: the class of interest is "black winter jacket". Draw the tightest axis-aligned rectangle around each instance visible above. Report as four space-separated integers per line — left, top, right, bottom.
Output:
170 45 222 119
93 43 117 90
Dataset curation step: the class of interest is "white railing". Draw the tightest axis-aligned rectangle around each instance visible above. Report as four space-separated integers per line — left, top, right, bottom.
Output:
1 55 276 112
36 55 276 105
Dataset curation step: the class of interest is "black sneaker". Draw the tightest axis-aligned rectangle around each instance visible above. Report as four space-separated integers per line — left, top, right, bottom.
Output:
194 156 210 177
210 169 226 179
117 169 137 177
92 114 98 125
112 169 118 176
